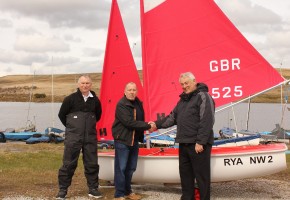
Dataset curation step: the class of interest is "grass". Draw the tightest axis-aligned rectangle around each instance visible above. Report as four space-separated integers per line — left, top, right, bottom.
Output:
0 143 116 199
0 142 289 199
0 144 63 198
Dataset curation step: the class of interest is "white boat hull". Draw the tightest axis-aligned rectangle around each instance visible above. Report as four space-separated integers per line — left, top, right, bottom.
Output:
213 138 260 147
98 143 287 183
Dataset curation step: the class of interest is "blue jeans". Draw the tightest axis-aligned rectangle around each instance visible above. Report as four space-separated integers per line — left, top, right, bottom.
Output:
114 141 139 198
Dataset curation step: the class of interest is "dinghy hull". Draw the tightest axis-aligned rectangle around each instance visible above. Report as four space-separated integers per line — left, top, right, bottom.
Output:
98 143 287 183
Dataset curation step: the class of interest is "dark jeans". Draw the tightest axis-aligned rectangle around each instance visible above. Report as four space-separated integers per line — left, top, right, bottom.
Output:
114 141 139 198
179 143 212 200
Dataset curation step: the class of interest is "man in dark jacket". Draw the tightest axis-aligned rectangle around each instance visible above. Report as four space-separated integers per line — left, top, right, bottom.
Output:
56 74 102 199
153 72 215 200
112 82 154 200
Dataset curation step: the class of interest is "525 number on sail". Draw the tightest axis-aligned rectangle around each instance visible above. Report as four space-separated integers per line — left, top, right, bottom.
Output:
211 86 243 99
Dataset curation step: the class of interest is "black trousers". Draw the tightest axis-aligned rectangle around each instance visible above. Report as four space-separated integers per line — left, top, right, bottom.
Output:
179 143 212 200
58 141 100 190
58 112 99 191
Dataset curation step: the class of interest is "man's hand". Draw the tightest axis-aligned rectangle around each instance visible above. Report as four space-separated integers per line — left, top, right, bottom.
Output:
148 121 157 132
195 143 204 154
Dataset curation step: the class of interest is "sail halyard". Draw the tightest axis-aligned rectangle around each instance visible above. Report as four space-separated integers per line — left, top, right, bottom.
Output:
140 0 285 121
96 0 144 140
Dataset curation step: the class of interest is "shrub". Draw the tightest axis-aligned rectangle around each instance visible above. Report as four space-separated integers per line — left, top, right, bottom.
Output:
34 93 46 98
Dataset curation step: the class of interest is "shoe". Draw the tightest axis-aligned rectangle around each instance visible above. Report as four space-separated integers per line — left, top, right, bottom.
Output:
88 188 103 199
56 190 67 199
125 193 142 200
114 197 125 200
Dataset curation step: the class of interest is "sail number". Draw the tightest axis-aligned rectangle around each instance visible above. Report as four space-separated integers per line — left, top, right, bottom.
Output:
210 58 240 72
224 155 273 166
211 86 243 99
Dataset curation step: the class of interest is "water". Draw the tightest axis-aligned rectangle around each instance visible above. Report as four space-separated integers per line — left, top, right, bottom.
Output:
0 102 64 132
0 102 289 133
214 103 290 133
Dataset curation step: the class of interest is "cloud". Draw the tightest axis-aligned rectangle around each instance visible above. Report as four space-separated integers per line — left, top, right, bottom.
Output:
0 0 111 30
14 34 70 53
0 18 13 27
266 31 290 48
0 49 48 65
216 0 283 33
15 28 40 35
63 34 81 43
4 66 13 73
83 48 104 57
118 0 141 37
44 56 80 66
0 49 79 67
259 31 290 67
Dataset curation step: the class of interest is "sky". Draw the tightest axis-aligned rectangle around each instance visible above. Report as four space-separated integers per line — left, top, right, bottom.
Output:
0 0 289 77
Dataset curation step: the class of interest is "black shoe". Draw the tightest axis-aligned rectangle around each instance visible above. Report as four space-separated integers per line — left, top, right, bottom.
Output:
56 190 67 200
88 188 102 199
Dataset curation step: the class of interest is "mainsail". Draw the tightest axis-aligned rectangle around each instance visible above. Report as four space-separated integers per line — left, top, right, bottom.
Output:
96 0 144 140
140 0 285 121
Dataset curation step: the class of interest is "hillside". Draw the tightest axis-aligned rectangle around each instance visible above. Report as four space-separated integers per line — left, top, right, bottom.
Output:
0 72 142 103
0 69 289 103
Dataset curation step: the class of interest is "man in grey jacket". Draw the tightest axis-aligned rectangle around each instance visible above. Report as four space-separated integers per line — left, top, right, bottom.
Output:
56 74 102 199
153 72 215 200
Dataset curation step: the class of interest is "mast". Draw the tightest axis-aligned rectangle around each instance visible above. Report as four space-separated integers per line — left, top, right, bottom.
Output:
51 56 55 128
26 70 35 131
245 97 251 131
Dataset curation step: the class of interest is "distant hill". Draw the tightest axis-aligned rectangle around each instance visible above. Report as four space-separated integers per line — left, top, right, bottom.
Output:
0 69 288 103
0 72 142 103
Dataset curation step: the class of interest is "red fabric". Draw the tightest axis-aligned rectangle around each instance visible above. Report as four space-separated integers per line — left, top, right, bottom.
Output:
140 0 284 121
195 188 200 200
96 0 144 140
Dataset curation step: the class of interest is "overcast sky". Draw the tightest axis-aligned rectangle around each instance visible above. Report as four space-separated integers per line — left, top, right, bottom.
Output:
0 0 289 77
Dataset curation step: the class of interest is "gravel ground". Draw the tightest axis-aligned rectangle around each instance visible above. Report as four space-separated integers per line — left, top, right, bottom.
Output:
135 178 290 200
2 178 289 200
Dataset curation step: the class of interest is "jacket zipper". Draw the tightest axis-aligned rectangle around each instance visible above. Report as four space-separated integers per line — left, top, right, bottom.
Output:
131 108 136 146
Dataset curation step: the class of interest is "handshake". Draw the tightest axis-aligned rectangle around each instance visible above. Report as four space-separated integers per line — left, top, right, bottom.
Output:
148 121 157 132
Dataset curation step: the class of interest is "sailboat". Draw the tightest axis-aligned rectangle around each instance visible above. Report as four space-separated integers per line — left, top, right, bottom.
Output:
98 0 288 183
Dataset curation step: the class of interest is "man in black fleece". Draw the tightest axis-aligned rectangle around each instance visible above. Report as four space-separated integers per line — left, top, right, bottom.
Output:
153 72 215 200
112 82 154 200
56 74 102 199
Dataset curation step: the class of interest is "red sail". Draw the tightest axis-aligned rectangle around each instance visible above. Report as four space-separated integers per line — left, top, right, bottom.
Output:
140 0 285 121
97 0 144 140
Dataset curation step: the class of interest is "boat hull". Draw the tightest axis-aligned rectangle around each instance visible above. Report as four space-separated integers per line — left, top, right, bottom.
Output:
4 132 42 140
98 143 287 183
213 134 261 147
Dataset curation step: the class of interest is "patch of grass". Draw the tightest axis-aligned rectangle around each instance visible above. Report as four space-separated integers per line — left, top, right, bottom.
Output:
0 143 115 199
0 151 62 170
